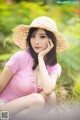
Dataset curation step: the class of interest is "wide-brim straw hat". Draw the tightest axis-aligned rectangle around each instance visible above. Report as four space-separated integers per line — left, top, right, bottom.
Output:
13 16 68 52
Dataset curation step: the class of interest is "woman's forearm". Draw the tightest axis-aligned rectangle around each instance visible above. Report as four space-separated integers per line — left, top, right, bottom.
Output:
38 56 53 95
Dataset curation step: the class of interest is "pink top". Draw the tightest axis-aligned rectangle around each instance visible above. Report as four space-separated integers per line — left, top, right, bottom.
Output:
0 50 62 103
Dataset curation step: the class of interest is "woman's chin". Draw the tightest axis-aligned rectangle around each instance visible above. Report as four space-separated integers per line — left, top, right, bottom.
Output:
33 49 42 54
34 51 40 54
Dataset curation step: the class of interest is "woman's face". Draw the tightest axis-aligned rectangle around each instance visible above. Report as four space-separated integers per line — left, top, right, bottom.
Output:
30 28 49 54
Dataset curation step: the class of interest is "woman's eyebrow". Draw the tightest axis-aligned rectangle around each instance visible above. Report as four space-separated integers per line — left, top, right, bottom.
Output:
39 33 46 35
32 32 46 35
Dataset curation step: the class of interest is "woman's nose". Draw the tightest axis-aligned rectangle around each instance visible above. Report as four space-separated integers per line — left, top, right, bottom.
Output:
35 38 39 44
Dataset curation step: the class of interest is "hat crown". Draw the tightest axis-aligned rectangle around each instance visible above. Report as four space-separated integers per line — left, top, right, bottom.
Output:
30 16 57 32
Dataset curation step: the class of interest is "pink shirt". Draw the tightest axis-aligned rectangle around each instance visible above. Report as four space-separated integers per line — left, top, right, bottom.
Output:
0 50 62 103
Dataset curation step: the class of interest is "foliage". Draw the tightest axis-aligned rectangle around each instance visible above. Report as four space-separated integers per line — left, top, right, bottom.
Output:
72 74 80 102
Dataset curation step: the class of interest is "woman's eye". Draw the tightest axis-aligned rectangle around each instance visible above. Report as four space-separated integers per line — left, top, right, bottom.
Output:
40 36 46 39
31 35 35 38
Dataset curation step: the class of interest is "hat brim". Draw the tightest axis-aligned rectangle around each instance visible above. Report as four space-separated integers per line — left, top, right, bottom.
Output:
13 24 68 52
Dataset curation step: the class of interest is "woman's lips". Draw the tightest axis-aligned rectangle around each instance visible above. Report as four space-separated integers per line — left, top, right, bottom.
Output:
34 46 41 49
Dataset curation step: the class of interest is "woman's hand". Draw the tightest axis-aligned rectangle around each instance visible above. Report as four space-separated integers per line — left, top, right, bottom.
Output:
38 39 54 58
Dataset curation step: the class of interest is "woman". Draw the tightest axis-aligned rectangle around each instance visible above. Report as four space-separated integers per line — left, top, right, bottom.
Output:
0 16 68 117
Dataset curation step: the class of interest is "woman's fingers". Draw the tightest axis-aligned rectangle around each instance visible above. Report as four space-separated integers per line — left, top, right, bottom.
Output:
38 39 54 58
48 39 54 49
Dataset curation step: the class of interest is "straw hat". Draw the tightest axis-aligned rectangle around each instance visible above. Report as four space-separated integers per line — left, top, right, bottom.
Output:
13 16 68 52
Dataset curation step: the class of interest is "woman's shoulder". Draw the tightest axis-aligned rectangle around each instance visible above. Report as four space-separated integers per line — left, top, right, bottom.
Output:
8 50 32 64
13 50 30 57
47 63 61 69
47 63 62 75
5 50 32 71
53 63 62 69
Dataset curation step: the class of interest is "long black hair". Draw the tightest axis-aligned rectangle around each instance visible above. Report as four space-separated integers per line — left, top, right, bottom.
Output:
26 28 57 70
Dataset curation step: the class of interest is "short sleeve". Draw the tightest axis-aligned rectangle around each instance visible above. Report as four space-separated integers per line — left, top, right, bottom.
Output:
47 63 62 78
5 50 29 74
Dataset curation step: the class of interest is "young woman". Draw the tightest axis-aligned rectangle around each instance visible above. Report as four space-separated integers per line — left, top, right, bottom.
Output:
0 16 68 117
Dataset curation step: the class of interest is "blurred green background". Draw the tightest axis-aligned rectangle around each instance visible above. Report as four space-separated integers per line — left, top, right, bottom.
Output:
0 0 80 104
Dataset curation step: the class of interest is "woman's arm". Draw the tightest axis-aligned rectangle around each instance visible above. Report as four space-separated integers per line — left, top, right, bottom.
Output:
38 56 58 95
38 39 57 95
0 67 13 93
